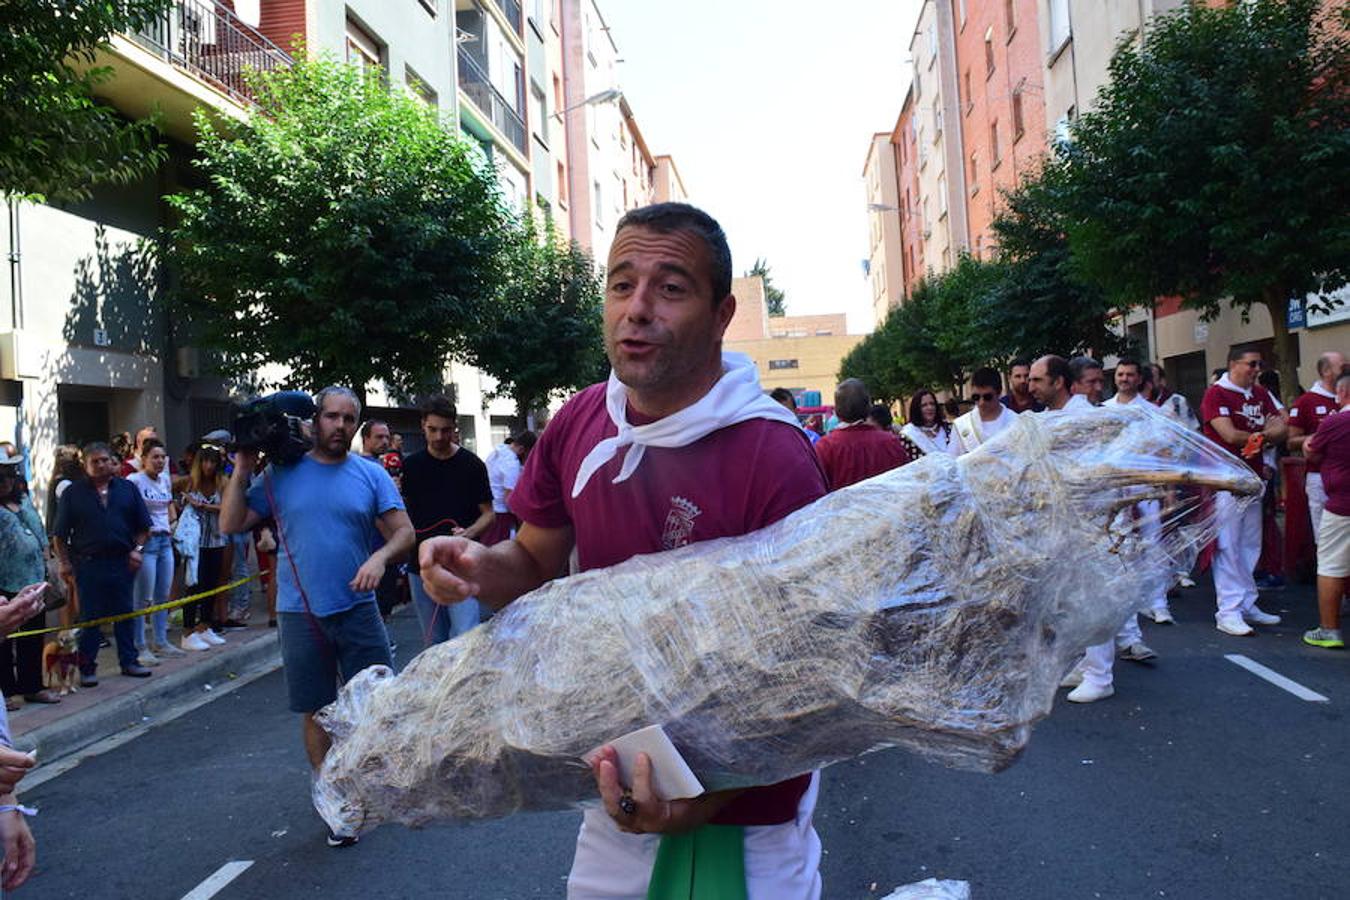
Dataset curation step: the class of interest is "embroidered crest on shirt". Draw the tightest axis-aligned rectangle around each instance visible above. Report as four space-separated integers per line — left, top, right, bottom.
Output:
662 496 702 550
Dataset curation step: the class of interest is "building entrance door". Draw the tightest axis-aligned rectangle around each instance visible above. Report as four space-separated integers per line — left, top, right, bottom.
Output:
61 398 110 447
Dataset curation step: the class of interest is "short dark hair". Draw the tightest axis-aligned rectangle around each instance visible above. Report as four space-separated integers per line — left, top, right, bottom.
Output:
1316 352 1341 377
82 441 112 459
971 367 1002 392
139 437 165 456
1227 345 1260 364
867 403 893 430
908 390 945 427
834 378 871 423
1009 357 1033 370
1115 356 1141 374
769 387 797 410
512 430 538 451
420 394 456 421
614 202 733 303
1069 356 1103 385
1040 355 1072 392
360 419 389 439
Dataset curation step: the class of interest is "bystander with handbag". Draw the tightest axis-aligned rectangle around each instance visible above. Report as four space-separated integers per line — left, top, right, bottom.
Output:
0 452 61 707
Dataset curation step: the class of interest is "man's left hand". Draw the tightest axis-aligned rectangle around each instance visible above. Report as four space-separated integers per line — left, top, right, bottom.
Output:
592 747 730 835
350 558 386 593
0 806 35 891
127 549 143 573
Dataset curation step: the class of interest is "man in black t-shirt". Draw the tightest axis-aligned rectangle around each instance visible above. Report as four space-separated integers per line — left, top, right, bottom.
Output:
401 396 493 645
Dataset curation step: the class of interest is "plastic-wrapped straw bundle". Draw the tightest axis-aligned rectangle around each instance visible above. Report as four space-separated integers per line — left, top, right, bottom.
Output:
314 405 1260 836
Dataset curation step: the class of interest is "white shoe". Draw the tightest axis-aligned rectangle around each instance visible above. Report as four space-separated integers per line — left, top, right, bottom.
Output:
1118 642 1158 662
1059 663 1085 688
1147 607 1175 624
1216 615 1255 636
154 642 187 658
136 650 161 667
1178 575 1196 588
1067 682 1114 703
202 629 226 646
1243 607 1281 626
181 632 211 651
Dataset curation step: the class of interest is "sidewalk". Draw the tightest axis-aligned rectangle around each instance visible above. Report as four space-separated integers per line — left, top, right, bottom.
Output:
8 579 281 764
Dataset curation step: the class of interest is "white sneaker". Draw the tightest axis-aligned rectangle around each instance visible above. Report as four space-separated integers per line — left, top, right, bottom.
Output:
1244 607 1281 626
1147 607 1175 624
1118 642 1158 662
1216 614 1255 637
1067 682 1114 703
136 650 161 667
1178 575 1196 588
202 630 226 646
181 632 211 651
154 642 187 658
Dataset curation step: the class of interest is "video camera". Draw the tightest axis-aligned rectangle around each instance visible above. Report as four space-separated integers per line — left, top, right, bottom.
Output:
230 390 317 465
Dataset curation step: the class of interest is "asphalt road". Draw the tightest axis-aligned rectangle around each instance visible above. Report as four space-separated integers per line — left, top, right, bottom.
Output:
18 583 1350 900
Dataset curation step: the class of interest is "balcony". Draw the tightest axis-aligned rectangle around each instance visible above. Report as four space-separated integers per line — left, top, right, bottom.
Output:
457 50 527 156
492 0 523 34
127 0 291 107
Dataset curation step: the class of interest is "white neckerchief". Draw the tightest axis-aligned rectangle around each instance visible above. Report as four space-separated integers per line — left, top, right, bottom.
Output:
901 422 948 455
1216 373 1252 399
571 351 799 498
1312 381 1336 400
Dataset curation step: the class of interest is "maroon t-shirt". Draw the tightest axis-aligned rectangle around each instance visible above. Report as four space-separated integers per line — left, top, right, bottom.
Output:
1200 380 1279 472
1290 388 1338 473
1310 410 1350 516
510 382 829 826
814 423 911 491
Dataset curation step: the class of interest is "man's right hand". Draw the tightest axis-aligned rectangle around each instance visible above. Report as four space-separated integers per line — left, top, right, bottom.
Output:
0 749 35 796
419 537 484 605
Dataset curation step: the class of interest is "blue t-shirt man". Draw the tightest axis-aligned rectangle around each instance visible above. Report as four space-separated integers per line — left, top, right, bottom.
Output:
246 455 404 616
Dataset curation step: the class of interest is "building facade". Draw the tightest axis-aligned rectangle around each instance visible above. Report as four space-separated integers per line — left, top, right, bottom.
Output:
862 133 906 326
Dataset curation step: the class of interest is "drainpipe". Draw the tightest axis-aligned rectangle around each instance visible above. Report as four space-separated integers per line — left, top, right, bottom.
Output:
5 196 22 331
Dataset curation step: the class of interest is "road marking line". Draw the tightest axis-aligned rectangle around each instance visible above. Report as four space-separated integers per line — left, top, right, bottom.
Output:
182 861 254 900
1224 654 1329 702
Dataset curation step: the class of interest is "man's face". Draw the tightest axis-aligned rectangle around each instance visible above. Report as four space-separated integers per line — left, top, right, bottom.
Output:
315 397 358 456
1229 352 1261 389
1114 364 1140 396
422 413 458 455
84 450 115 482
603 226 733 399
1075 367 1105 403
363 423 391 455
1009 365 1029 395
971 384 1002 417
1028 360 1059 407
1321 353 1346 387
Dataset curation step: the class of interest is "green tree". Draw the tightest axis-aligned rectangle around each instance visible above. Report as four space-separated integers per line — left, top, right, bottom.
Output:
1055 0 1349 400
0 0 170 200
745 258 787 317
460 215 608 420
983 170 1127 362
165 55 510 399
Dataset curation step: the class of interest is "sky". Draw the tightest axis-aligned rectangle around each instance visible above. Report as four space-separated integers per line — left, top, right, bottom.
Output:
602 0 924 335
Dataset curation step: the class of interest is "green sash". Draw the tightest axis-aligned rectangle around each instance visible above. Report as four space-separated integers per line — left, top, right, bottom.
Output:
646 825 747 900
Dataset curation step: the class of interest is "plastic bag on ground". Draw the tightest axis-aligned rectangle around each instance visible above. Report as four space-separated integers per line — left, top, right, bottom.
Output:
881 878 972 900
314 405 1261 835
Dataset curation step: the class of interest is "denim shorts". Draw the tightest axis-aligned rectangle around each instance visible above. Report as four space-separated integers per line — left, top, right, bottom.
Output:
277 602 392 713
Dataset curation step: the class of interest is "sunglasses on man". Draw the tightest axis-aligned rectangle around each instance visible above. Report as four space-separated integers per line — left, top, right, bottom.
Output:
972 391 999 402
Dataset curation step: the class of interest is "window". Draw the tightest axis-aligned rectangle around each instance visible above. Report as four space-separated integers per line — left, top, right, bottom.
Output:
990 119 1001 166
913 66 922 100
974 234 983 259
958 0 967 27
938 174 948 218
346 18 382 72
419 0 437 17
968 151 979 191
1004 0 1016 37
530 82 547 143
1012 89 1025 140
934 102 943 139
984 27 995 77
904 187 911 220
594 179 603 227
1048 0 1071 53
405 68 437 107
557 161 567 205
963 69 972 114
769 359 799 371
927 21 937 65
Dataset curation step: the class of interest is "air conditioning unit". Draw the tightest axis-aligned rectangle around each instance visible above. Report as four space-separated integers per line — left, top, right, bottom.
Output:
0 331 40 380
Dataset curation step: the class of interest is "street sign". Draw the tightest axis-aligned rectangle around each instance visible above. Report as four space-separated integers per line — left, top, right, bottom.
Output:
1287 299 1306 330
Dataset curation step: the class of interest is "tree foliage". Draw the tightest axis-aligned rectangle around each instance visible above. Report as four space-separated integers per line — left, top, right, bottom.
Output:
165 55 510 399
1054 0 1349 399
459 215 608 419
0 0 170 200
745 258 787 317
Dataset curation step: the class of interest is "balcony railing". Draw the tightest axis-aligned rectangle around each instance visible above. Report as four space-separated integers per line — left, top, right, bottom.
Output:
128 0 292 107
492 0 523 34
457 50 527 155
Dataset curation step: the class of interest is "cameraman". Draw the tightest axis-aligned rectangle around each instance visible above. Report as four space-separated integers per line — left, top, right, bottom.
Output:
220 386 413 846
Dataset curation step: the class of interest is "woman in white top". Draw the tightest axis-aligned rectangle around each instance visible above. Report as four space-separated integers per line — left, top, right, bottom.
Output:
899 390 952 458
128 439 184 665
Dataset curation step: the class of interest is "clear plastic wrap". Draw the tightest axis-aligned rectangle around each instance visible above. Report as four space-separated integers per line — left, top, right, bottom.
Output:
314 405 1261 835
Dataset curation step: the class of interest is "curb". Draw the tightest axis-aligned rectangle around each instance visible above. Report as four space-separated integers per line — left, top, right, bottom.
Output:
20 633 282 765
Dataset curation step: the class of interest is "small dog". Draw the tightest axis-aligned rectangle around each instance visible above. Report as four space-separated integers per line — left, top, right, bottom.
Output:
42 630 81 695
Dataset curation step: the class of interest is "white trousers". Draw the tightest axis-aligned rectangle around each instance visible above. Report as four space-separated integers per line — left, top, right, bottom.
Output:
1080 613 1145 690
1307 473 1327 543
566 773 823 900
1214 490 1263 618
